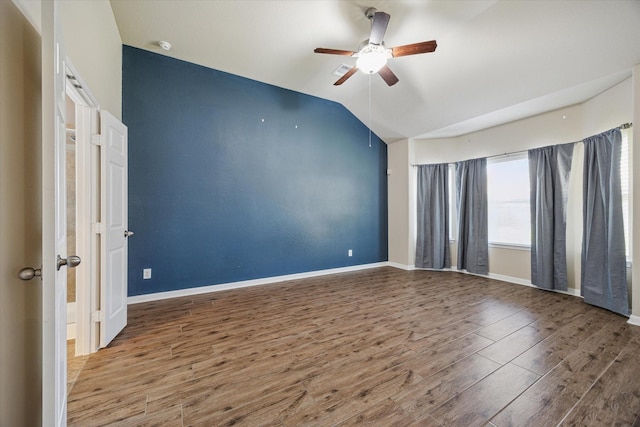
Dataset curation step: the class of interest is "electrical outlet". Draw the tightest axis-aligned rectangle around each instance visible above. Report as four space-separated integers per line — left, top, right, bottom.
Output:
348 249 353 257
143 268 152 279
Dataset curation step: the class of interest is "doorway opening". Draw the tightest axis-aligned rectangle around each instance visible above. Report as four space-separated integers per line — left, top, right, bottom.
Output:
64 68 100 360
65 68 100 398
64 63 130 372
65 93 77 340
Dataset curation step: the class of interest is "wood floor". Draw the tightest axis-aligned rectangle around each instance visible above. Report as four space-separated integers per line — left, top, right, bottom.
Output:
67 267 640 426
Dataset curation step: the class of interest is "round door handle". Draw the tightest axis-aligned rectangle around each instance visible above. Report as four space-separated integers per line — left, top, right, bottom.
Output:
57 255 81 271
124 230 134 238
18 267 42 281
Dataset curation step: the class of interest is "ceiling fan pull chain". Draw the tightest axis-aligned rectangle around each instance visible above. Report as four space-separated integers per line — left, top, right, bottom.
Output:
369 74 372 148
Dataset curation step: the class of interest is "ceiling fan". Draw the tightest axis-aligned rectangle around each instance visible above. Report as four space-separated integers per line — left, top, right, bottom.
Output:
314 7 437 86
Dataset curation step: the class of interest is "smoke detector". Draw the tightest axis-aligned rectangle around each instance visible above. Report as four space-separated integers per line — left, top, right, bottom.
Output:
158 41 172 51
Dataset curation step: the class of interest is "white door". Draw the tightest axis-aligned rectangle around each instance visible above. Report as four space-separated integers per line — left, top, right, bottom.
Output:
42 0 72 425
100 111 129 347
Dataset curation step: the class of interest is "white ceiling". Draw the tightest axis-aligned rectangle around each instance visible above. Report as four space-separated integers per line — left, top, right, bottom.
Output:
110 0 640 143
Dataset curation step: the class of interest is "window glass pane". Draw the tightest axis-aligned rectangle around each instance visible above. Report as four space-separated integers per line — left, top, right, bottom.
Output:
448 164 456 241
487 156 530 246
621 130 630 258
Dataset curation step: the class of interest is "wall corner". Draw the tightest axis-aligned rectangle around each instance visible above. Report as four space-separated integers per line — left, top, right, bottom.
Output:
387 139 413 266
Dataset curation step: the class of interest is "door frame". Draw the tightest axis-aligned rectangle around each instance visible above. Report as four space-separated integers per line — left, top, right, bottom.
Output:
65 64 101 356
41 0 68 423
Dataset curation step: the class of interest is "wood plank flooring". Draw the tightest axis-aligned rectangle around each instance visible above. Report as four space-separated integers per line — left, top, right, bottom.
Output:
67 267 640 426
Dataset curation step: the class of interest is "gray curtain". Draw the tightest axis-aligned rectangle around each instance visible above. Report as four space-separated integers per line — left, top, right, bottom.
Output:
415 164 451 269
456 158 488 275
582 128 628 315
528 143 574 291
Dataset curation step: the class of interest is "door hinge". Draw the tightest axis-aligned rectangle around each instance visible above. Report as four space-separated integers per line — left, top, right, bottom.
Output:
92 222 105 234
91 134 102 146
91 310 104 323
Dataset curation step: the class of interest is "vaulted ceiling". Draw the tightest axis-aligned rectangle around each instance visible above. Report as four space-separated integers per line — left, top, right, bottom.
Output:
110 0 640 143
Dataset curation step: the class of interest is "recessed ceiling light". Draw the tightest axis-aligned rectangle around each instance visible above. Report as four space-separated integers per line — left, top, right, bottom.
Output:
158 41 172 51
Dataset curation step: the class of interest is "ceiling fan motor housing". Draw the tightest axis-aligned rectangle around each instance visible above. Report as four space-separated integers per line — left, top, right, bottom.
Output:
365 7 378 20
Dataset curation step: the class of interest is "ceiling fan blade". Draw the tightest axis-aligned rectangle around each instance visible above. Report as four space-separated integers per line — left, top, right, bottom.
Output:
391 40 437 57
378 65 399 86
369 11 390 45
314 48 356 56
334 67 358 86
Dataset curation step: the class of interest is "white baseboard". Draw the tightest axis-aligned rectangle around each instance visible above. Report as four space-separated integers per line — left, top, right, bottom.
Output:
487 272 531 287
387 262 414 270
127 261 587 306
628 314 640 327
389 266 582 299
128 262 389 305
415 266 457 272
562 287 582 297
488 272 581 298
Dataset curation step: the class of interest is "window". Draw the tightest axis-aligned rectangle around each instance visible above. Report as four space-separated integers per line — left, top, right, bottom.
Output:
448 163 456 241
487 154 531 246
621 129 630 259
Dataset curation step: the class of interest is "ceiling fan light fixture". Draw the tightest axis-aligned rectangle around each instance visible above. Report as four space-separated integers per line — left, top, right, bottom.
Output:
356 44 389 74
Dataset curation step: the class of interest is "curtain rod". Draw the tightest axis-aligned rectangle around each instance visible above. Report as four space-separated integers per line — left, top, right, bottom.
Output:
411 124 632 168
412 149 530 167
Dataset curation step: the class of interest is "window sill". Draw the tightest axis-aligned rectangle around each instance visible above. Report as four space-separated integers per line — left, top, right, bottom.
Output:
489 242 531 251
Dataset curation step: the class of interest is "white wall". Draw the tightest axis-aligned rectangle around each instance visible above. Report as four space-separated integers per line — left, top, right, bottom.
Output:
414 103 584 163
387 140 412 266
12 1 122 119
59 0 122 119
389 78 633 297
582 78 632 137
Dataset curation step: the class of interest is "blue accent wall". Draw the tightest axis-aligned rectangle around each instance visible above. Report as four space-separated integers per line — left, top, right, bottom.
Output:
123 46 387 296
